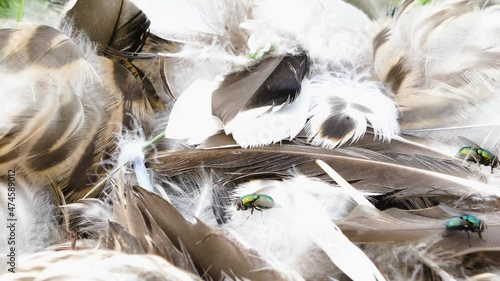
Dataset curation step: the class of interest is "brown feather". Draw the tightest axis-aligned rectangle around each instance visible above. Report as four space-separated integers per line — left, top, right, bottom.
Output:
0 24 156 203
212 54 309 125
149 143 491 208
65 0 150 54
132 186 291 280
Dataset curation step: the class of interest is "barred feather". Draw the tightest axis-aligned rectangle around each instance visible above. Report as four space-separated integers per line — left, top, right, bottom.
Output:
0 23 156 202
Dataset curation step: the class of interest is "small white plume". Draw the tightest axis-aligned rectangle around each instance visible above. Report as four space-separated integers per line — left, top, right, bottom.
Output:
304 74 399 148
165 79 223 145
225 91 311 148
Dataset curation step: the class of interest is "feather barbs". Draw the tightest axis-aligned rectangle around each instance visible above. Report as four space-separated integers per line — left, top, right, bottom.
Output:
304 75 399 148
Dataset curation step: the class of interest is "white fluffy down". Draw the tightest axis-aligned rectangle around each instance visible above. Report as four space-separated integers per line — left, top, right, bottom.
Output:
243 0 373 70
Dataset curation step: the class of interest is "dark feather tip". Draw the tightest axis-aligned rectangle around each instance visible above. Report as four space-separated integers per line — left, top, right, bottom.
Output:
212 53 309 124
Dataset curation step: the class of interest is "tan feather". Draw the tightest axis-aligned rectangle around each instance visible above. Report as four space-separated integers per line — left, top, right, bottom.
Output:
374 0 500 129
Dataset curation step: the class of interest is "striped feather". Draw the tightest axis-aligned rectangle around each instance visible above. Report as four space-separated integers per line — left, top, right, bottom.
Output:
0 24 156 202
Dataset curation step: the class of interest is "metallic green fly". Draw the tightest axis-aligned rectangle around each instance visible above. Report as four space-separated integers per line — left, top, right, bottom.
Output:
445 214 487 246
235 194 275 214
456 136 499 173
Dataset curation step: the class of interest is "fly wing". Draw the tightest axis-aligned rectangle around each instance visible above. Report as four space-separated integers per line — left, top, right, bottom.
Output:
457 136 482 149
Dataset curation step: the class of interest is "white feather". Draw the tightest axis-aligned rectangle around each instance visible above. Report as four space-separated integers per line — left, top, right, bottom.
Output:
316 159 375 207
130 0 213 36
226 176 385 279
295 191 386 281
345 0 399 19
163 174 220 225
165 79 223 145
225 90 311 148
304 74 399 148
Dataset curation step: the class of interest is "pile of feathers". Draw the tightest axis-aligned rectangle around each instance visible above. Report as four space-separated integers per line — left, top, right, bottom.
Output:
2 0 500 280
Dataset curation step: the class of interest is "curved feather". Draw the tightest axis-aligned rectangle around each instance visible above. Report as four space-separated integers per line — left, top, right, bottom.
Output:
210 54 310 147
374 0 500 129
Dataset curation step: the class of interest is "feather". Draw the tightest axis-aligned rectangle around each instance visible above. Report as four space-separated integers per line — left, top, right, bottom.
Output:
404 124 500 155
339 204 500 251
350 132 456 159
210 54 310 147
225 176 383 280
132 186 297 280
346 0 400 19
164 79 223 144
304 73 399 148
212 54 308 123
149 143 499 208
60 198 111 238
113 188 200 273
335 204 500 279
374 0 500 129
62 185 199 273
64 0 150 54
241 0 372 69
65 0 167 114
0 249 201 281
0 23 156 202
0 177 62 258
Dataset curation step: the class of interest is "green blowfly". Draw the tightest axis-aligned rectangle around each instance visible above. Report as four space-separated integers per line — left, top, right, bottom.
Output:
456 136 499 173
445 215 487 246
235 194 275 214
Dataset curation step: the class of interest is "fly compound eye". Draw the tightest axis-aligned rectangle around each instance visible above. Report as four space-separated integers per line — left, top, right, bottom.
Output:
235 199 242 210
